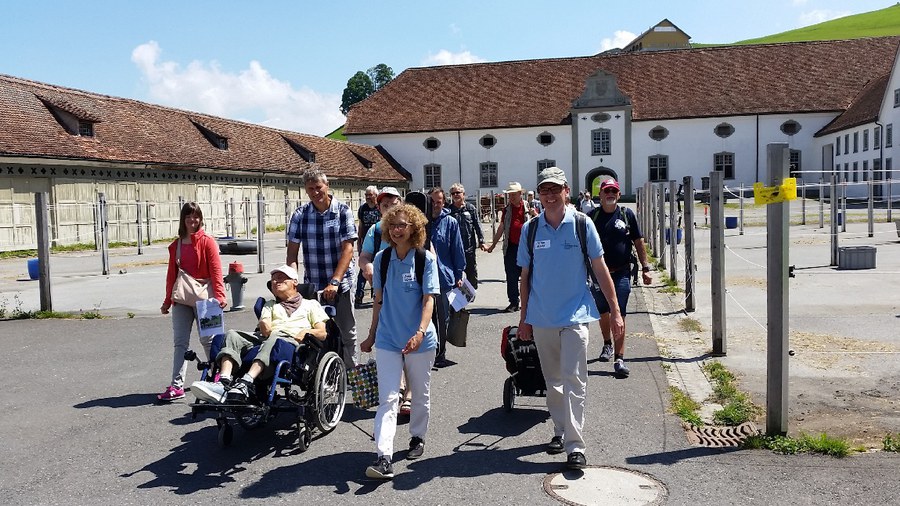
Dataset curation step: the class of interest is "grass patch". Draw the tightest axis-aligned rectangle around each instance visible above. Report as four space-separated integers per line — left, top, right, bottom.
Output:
743 433 851 457
678 317 703 333
883 434 900 452
659 273 683 294
703 361 762 426
1 295 104 320
669 386 703 427
1 237 177 259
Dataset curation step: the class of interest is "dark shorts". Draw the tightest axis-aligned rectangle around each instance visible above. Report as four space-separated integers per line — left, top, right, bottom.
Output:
593 270 632 317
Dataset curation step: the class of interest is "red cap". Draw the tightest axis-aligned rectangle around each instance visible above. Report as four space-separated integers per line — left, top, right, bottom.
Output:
229 262 244 274
600 179 620 191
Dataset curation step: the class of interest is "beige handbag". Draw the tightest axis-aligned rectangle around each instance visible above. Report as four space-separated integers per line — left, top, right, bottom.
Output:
171 239 209 306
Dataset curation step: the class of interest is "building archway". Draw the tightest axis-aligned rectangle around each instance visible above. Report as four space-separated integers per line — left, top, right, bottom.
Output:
584 166 618 196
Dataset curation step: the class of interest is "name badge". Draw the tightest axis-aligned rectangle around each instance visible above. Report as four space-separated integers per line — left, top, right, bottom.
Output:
324 219 339 228
534 240 550 250
402 272 415 282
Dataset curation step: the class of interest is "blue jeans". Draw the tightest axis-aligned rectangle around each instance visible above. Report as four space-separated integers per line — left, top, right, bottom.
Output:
504 243 521 305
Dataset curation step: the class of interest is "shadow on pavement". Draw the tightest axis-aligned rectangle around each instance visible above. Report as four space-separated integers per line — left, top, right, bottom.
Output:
74 393 159 409
626 446 740 465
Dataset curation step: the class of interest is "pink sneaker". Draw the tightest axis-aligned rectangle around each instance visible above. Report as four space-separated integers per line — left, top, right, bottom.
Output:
157 386 185 401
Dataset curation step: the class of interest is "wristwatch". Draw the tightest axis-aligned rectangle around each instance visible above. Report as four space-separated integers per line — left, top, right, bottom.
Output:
329 278 340 287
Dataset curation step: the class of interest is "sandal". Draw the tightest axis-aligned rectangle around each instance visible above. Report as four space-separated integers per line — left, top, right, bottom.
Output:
399 399 411 416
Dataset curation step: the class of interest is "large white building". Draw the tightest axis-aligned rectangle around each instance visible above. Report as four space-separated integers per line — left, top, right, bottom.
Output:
345 36 900 199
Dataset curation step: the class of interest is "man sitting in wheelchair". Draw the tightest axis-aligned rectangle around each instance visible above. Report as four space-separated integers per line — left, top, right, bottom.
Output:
192 264 328 404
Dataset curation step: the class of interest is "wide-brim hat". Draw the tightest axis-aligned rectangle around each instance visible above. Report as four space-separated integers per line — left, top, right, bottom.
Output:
504 181 524 193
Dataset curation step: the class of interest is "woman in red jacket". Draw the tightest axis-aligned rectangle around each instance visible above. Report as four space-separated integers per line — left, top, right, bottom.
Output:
158 202 227 401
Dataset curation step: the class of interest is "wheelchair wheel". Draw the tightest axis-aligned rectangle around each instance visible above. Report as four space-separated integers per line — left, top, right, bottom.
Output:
503 376 515 412
296 423 311 453
313 351 347 433
217 423 234 448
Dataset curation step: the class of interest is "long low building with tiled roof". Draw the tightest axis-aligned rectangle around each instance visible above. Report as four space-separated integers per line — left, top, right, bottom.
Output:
0 74 410 251
344 36 900 201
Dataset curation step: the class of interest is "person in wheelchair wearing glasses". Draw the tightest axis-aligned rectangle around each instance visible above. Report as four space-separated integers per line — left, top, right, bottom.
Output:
192 265 328 404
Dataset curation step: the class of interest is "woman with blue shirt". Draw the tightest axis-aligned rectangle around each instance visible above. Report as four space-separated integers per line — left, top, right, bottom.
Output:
361 203 439 480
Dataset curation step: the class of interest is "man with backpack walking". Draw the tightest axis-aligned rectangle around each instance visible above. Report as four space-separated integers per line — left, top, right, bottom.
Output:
516 166 624 470
589 178 652 378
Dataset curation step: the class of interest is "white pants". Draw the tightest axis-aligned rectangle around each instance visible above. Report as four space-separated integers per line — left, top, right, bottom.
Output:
170 302 214 389
533 324 590 455
373 347 436 459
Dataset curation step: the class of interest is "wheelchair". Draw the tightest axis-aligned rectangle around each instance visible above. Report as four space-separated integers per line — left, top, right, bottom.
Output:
185 284 347 451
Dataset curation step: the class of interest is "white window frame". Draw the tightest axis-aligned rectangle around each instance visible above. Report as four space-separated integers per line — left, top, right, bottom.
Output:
480 162 498 188
591 128 611 156
649 155 668 181
790 150 801 178
714 152 735 180
424 164 442 189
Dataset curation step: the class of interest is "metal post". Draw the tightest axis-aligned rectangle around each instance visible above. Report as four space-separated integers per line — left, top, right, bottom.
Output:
840 176 847 232
683 176 696 312
739 182 745 236
244 197 252 239
888 172 893 221
867 177 874 238
136 200 143 255
93 201 101 251
830 174 839 266
649 184 658 255
765 143 790 436
146 201 153 245
35 193 53 311
99 193 110 276
709 171 726 356
818 178 824 229
801 181 807 225
229 197 237 238
657 183 666 269
668 180 677 283
257 193 266 274
490 191 497 237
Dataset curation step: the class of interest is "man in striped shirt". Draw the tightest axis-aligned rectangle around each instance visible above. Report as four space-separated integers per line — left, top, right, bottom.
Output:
287 168 358 368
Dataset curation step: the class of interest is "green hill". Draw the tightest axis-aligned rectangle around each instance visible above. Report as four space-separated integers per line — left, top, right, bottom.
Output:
325 124 346 141
695 4 900 46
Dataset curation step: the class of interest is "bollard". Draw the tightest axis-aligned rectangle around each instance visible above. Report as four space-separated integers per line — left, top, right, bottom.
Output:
224 261 248 310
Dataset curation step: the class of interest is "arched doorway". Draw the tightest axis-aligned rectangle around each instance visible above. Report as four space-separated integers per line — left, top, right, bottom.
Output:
584 167 618 197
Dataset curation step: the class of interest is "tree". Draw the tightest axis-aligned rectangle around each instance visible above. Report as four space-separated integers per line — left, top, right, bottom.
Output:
340 63 394 115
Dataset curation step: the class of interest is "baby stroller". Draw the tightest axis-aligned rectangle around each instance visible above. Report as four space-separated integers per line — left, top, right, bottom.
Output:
185 283 347 451
500 325 546 412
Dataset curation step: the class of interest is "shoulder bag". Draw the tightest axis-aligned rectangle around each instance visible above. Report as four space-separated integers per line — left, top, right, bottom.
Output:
171 239 209 306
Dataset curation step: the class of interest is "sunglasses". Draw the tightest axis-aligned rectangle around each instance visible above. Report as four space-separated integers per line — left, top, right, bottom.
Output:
450 191 463 195
602 188 619 194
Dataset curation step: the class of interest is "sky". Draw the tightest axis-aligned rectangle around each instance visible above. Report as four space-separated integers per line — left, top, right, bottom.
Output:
1 0 894 136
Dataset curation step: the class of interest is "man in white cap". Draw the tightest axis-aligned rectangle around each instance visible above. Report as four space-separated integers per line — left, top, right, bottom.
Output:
517 166 624 470
486 181 530 312
192 265 329 404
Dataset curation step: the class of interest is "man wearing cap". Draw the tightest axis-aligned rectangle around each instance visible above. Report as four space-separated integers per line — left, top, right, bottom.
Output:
486 182 530 312
287 168 358 369
355 185 381 308
517 166 624 470
358 186 403 286
192 265 329 404
526 190 542 217
589 178 652 378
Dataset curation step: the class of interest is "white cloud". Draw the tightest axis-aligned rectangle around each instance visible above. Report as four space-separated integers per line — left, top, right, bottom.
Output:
421 49 486 66
599 30 637 52
799 9 852 26
130 41 344 136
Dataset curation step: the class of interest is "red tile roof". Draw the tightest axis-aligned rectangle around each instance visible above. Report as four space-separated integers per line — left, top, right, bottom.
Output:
345 37 900 135
816 73 890 136
0 74 407 183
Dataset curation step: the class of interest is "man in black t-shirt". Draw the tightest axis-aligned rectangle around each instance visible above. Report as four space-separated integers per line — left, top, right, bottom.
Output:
355 186 381 308
589 179 652 378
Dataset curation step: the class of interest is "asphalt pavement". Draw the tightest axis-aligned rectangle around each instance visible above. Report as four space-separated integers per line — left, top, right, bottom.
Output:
0 227 899 505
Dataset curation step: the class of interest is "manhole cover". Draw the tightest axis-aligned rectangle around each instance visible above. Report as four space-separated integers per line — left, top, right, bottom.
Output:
543 466 667 506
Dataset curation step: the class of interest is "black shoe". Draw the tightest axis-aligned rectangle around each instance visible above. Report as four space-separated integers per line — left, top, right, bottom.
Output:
224 378 251 404
366 456 394 479
547 436 564 455
566 452 587 470
614 359 631 378
407 436 425 460
433 357 450 368
503 303 520 313
354 297 364 309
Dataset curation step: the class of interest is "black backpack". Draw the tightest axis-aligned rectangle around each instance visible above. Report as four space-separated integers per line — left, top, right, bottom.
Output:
379 246 427 291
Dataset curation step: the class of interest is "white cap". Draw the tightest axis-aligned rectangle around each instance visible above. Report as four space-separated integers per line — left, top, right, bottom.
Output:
270 264 299 281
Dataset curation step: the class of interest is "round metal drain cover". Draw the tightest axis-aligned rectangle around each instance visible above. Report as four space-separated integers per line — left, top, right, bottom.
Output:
543 466 667 506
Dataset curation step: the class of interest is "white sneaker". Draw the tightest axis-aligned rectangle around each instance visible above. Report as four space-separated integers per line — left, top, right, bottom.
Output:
191 381 226 403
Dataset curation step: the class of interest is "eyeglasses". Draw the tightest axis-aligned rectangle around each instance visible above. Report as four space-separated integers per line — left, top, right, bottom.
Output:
388 222 410 230
537 185 564 196
602 188 619 194
450 191 463 195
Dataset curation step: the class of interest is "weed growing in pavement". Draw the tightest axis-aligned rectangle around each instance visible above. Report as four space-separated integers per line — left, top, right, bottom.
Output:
659 273 683 294
669 386 703 427
883 434 900 452
127 312 135 319
703 361 762 425
743 433 850 457
678 317 703 333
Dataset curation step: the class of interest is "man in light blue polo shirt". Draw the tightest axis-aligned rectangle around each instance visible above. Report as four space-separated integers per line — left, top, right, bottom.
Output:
516 166 624 471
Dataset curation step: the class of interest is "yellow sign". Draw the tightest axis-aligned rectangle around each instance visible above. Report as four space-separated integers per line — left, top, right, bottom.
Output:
753 178 797 205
